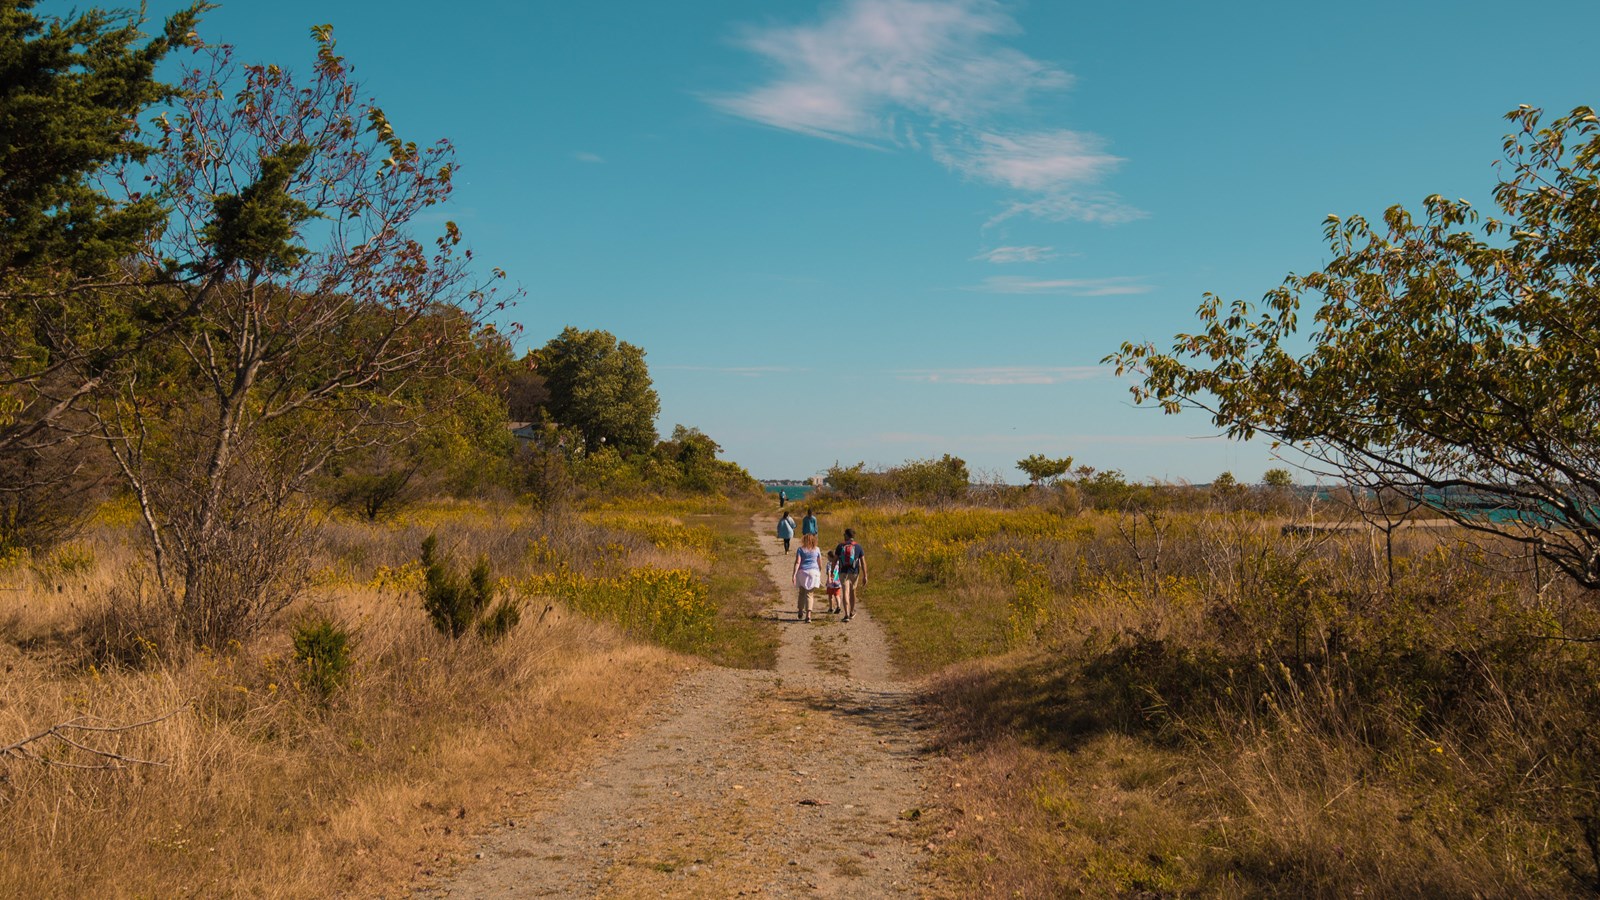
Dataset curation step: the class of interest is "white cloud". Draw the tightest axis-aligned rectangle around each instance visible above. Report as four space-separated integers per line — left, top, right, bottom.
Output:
711 0 1137 224
573 151 605 164
943 130 1119 191
969 275 1152 296
988 191 1147 227
896 365 1106 385
974 245 1056 264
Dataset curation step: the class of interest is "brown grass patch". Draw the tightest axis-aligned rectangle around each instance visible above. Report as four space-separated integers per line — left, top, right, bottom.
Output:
0 504 698 898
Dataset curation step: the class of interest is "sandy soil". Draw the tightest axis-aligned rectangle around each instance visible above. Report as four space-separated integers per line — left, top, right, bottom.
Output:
420 516 940 898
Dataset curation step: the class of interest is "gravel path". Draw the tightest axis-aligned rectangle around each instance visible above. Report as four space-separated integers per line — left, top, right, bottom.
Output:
421 516 939 898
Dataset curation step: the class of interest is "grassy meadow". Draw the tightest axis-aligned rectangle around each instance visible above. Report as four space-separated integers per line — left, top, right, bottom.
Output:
0 495 773 898
822 495 1600 898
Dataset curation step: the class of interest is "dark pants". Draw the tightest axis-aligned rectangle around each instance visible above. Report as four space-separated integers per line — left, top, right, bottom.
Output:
782 537 791 551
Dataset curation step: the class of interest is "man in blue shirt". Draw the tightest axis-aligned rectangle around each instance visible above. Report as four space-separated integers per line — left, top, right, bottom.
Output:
801 508 818 538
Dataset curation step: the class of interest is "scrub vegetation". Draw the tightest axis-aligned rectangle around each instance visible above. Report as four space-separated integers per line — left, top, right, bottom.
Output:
832 483 1600 897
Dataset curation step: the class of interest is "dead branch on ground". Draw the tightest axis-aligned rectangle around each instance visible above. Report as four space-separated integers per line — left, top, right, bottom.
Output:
1 707 185 771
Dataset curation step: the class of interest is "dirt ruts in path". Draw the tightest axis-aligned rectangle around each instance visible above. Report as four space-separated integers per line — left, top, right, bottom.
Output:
421 515 938 898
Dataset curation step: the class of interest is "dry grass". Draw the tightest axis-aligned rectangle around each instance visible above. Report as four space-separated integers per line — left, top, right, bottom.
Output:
0 500 725 898
845 500 1600 897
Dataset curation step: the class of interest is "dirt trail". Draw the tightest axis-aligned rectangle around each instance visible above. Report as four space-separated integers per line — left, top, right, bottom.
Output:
421 516 938 898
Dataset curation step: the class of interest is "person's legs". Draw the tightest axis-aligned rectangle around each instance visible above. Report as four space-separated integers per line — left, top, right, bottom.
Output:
783 537 790 551
840 573 858 619
796 584 812 621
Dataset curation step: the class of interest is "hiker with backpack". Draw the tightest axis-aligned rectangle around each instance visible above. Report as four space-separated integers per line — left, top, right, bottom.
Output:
834 528 867 622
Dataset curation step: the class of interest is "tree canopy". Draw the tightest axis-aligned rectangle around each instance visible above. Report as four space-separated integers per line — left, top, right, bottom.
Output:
530 327 659 454
1017 453 1074 486
0 1 205 549
1110 105 1600 587
0 0 201 277
86 26 508 643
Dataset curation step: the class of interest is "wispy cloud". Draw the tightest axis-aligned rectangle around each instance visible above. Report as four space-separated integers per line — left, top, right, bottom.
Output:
659 365 800 378
710 0 1137 224
974 244 1055 264
573 151 605 164
896 365 1106 385
968 275 1152 296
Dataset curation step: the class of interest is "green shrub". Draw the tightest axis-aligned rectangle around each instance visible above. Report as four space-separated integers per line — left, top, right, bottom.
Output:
826 455 970 503
420 533 518 640
292 617 353 700
477 595 522 641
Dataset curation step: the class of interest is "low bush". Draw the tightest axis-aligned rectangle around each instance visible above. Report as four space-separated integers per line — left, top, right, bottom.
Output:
292 616 354 700
419 533 509 640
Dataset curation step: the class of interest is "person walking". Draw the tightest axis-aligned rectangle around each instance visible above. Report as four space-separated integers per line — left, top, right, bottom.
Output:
825 550 842 614
776 511 795 552
801 507 818 539
792 534 824 622
834 528 867 622
779 489 787 508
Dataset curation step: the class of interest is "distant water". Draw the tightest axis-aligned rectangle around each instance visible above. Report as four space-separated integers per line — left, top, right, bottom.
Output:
764 484 816 500
1309 487 1588 527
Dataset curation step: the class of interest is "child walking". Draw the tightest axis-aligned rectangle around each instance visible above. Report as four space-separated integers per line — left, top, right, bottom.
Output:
825 550 842 614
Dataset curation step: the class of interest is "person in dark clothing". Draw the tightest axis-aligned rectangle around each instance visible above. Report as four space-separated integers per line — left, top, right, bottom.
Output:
776 511 795 552
833 528 867 622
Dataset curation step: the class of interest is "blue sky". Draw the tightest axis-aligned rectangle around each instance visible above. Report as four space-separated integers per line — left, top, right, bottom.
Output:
122 0 1600 481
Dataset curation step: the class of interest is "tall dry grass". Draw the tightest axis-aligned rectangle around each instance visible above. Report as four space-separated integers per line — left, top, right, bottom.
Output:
846 500 1600 897
0 499 738 898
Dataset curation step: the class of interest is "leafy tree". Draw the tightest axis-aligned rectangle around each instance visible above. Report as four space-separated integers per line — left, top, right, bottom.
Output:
1110 105 1600 587
825 455 969 503
320 317 517 518
1075 467 1136 509
531 327 659 454
1017 453 1074 486
0 2 206 546
96 28 510 645
1262 468 1294 488
505 364 549 422
651 424 757 495
0 0 200 277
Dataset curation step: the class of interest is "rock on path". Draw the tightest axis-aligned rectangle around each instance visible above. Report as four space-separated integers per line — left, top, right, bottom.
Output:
421 515 938 898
